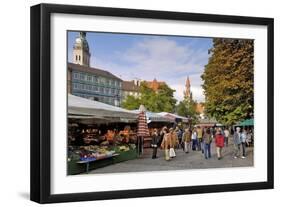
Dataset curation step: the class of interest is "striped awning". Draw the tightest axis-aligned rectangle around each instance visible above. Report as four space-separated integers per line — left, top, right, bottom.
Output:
137 111 150 137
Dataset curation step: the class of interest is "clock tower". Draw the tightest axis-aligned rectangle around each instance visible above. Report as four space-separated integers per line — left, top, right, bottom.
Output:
73 32 91 67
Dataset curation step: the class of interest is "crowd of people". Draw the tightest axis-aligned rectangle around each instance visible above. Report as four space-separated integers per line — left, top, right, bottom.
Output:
150 125 253 161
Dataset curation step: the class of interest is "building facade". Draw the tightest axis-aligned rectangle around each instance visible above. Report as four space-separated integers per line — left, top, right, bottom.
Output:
122 80 141 100
68 32 122 106
121 78 167 102
146 78 165 92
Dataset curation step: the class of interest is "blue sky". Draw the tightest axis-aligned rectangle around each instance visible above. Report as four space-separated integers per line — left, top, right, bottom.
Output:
68 31 213 102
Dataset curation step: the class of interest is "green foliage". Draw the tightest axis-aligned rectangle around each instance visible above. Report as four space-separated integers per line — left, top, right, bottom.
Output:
121 95 140 110
176 95 199 124
121 82 177 113
201 38 254 125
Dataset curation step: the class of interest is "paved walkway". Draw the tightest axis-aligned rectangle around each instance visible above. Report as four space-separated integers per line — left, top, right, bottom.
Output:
88 137 253 174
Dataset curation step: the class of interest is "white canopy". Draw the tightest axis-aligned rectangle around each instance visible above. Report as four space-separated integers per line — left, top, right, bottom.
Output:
68 94 138 122
132 110 173 123
157 112 189 123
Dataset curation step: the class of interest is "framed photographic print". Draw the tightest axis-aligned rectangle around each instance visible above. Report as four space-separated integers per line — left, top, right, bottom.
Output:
30 3 274 204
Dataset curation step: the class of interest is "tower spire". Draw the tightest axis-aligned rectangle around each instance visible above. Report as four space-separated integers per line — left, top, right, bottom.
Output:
73 31 91 67
184 76 191 99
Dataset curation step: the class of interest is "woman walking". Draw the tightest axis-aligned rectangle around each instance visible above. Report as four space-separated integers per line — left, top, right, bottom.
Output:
203 128 212 159
161 128 171 161
170 128 177 158
215 128 224 160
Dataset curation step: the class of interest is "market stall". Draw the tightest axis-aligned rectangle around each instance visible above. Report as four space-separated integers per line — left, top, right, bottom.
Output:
67 94 139 175
132 110 174 148
157 112 190 123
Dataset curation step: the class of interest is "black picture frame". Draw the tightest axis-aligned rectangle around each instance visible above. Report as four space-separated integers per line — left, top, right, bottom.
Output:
30 3 274 204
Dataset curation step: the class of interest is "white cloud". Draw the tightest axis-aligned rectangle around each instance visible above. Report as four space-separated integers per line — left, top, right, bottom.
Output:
92 37 209 102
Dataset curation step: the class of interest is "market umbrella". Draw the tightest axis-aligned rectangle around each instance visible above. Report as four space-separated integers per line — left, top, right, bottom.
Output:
237 118 254 126
137 105 150 155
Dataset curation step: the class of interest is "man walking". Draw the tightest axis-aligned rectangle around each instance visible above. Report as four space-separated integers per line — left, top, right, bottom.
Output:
224 128 230 147
233 127 242 159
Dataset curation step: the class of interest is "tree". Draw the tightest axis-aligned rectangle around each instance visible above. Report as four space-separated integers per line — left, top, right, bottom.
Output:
176 94 198 123
121 95 140 110
121 82 177 112
201 38 254 125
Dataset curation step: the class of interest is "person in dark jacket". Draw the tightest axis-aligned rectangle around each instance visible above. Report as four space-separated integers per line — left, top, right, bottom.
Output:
151 128 160 159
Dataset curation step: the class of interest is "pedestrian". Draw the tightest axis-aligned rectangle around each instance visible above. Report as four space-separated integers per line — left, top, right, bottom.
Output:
182 128 192 153
160 128 171 161
203 128 212 159
224 127 230 147
151 128 160 159
215 128 224 160
233 127 242 159
246 129 253 147
159 126 167 147
191 128 198 151
170 128 177 158
197 126 203 152
176 127 183 150
241 129 247 158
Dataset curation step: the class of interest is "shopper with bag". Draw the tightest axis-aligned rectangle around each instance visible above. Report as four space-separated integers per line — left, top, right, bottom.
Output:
169 128 177 158
160 128 171 161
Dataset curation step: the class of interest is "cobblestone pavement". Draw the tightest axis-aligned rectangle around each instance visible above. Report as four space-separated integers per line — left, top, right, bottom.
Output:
88 137 253 174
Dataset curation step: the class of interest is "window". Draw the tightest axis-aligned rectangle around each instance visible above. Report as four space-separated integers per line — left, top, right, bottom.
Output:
73 73 78 79
75 55 78 61
87 75 91 82
100 87 104 94
79 55 81 61
93 76 97 83
105 88 109 95
100 77 105 85
73 83 78 89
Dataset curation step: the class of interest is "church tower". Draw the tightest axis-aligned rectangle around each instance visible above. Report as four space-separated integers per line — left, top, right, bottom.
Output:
184 76 191 99
73 32 91 67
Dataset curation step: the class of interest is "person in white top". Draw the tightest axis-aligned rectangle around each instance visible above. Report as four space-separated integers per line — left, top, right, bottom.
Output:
191 128 198 151
223 128 230 147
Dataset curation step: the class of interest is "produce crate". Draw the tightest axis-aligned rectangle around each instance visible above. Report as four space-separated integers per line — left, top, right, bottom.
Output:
67 148 137 175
